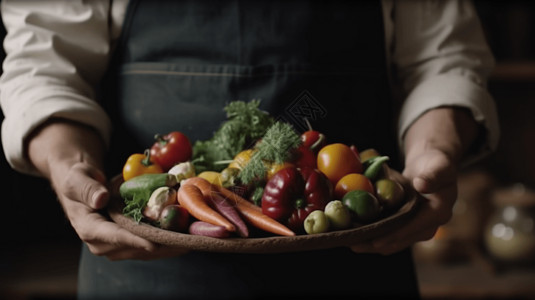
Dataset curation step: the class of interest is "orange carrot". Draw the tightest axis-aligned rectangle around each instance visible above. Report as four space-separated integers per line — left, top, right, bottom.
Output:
177 183 235 232
184 177 249 237
184 177 295 236
216 185 295 237
215 184 262 212
183 177 219 198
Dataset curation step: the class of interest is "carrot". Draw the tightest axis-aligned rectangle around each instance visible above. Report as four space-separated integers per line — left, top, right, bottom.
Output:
189 221 231 238
185 177 294 236
216 185 295 237
209 193 249 238
177 183 235 232
215 184 262 212
184 177 249 237
183 177 219 198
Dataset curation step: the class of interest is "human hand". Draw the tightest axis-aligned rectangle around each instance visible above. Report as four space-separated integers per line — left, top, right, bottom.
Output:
57 161 190 260
350 149 457 255
350 107 478 255
28 120 188 260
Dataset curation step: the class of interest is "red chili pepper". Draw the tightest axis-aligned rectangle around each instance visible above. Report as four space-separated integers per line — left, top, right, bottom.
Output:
292 145 317 169
150 131 192 171
261 166 332 233
301 130 326 153
300 119 327 153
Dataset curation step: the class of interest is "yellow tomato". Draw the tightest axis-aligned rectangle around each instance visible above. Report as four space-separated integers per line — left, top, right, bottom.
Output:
197 171 224 187
317 143 363 185
334 173 374 200
228 149 254 170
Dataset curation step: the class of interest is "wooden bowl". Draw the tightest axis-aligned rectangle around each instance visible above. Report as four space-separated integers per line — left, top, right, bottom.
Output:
108 170 421 254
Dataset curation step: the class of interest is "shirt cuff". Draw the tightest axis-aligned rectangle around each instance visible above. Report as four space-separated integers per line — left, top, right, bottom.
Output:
1 90 112 176
398 73 500 165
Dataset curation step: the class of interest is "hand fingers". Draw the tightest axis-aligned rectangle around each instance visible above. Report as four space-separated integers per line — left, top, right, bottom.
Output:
65 199 153 248
403 150 456 194
53 162 188 260
63 199 180 260
64 197 189 260
351 183 457 255
60 162 110 209
350 227 436 255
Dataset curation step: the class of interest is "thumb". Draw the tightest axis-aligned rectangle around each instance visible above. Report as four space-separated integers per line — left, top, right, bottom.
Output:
60 162 110 209
403 150 457 194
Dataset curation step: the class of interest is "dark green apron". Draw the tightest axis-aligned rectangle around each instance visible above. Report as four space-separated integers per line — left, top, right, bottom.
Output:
79 1 419 299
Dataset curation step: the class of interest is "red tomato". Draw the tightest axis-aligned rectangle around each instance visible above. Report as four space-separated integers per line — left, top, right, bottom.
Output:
150 131 192 171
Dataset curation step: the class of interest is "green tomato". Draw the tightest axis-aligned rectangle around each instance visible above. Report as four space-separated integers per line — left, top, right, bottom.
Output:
342 190 381 224
304 210 330 234
324 200 352 230
375 178 405 211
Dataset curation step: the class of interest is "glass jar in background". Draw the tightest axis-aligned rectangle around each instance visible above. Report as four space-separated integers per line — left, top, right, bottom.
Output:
484 184 535 265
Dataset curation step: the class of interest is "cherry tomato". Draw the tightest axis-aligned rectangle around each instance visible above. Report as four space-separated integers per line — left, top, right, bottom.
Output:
150 131 192 171
122 150 163 181
317 143 363 185
334 173 374 200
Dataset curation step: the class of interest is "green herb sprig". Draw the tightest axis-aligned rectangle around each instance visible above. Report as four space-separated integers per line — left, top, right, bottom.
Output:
192 100 274 172
239 121 302 184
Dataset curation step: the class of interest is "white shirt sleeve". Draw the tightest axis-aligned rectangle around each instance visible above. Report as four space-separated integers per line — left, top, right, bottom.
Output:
384 0 500 163
0 0 118 175
1 0 500 176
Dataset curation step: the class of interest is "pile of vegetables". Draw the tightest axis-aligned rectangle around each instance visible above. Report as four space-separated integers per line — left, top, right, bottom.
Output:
118 100 406 238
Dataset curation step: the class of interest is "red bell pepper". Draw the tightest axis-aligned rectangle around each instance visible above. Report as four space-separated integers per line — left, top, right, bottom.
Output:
261 166 332 233
292 145 317 169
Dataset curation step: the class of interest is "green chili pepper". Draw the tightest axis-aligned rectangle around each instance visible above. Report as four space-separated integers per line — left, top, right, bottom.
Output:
363 156 389 181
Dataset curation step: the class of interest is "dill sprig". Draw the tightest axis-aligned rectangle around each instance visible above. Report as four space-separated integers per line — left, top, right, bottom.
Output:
192 100 274 172
239 121 302 184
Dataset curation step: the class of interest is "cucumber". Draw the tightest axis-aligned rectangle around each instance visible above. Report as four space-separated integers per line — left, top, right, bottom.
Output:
119 173 178 222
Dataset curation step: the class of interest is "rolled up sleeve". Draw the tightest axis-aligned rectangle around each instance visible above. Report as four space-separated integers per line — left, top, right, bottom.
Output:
391 0 500 162
0 0 113 175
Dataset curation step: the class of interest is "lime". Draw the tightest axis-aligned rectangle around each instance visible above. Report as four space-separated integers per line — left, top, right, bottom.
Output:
342 190 381 223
